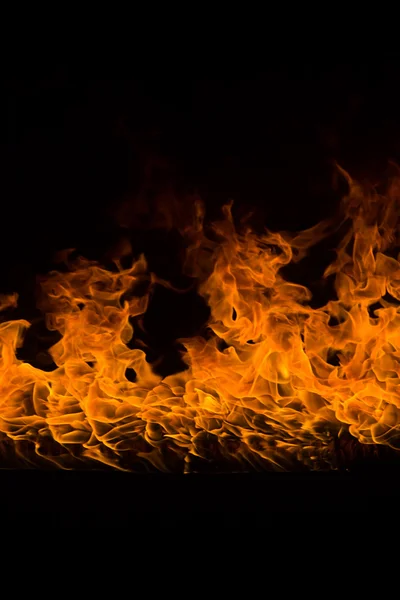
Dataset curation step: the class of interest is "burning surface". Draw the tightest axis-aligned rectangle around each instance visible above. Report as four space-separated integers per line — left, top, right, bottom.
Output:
1 169 400 472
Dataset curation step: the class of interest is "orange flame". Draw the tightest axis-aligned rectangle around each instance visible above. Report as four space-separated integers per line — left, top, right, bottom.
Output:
2 169 400 471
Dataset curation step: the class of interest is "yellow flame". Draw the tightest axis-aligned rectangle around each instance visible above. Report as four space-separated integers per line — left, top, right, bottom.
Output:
1 169 400 471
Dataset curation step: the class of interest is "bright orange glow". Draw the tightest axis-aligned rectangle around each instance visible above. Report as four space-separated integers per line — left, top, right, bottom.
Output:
1 169 400 471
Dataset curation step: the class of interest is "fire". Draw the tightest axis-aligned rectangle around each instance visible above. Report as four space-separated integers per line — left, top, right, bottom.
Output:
2 168 400 471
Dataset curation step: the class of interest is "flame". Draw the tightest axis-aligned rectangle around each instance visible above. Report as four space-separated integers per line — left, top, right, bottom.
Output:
2 169 400 471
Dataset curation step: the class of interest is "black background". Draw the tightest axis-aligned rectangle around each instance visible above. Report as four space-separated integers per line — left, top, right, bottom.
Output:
5 58 400 279
3 56 400 526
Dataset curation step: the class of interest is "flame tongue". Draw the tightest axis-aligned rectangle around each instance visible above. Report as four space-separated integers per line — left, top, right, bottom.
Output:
1 169 400 471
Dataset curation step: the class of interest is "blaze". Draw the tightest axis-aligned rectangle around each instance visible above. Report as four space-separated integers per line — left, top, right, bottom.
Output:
1 169 400 471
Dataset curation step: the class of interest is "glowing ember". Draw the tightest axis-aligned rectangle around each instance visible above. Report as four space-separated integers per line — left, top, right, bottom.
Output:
1 168 400 471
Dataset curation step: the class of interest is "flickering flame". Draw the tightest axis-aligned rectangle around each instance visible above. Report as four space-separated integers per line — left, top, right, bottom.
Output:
2 169 400 471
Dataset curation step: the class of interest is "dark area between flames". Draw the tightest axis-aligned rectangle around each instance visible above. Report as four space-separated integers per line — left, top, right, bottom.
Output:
2 58 400 471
